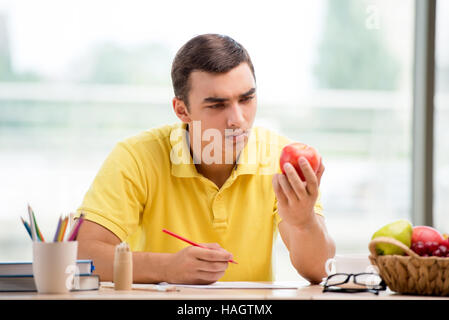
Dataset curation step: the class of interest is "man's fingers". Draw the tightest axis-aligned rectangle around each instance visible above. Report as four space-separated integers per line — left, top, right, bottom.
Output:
200 243 233 260
298 157 318 196
277 172 298 204
196 259 229 273
283 162 307 199
196 270 226 284
200 242 222 250
316 160 325 186
193 245 233 262
272 174 288 204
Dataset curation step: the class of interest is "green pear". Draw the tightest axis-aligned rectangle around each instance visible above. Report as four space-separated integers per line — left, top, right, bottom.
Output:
371 219 413 255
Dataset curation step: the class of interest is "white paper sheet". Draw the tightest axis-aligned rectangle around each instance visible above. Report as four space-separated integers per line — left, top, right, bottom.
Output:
157 281 300 289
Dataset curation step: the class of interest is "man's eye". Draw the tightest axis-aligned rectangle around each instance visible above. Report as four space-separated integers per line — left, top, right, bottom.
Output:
240 96 255 103
208 104 224 109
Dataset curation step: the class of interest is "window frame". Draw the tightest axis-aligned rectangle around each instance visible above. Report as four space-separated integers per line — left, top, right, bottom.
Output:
412 0 436 226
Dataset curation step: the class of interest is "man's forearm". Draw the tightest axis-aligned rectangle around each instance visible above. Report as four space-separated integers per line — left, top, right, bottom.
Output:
78 239 170 283
281 216 336 284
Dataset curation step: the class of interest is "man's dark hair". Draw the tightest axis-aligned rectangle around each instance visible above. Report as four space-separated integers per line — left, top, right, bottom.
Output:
171 34 256 108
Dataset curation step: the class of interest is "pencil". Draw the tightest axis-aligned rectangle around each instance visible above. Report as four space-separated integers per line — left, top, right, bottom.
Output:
28 204 45 242
58 216 69 241
31 208 45 242
20 217 33 240
27 204 37 242
162 228 237 264
53 216 62 242
67 214 85 241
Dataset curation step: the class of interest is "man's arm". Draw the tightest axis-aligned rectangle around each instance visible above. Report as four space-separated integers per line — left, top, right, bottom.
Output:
76 220 233 284
272 158 336 284
278 214 335 284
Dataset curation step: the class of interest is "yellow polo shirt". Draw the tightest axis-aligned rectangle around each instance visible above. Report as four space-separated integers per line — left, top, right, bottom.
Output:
76 122 323 281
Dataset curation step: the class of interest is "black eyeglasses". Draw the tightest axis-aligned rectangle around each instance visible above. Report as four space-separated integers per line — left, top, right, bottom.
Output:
322 273 386 295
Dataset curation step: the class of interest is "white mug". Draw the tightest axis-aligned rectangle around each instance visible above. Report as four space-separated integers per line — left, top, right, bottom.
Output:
32 241 78 294
324 254 374 276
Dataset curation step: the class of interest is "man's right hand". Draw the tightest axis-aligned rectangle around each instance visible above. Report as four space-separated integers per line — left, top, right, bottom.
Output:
164 243 233 284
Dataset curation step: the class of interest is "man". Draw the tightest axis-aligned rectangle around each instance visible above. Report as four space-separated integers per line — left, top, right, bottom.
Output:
76 33 335 284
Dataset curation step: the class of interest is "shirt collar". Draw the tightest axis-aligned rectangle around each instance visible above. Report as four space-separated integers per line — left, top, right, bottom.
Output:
169 122 200 178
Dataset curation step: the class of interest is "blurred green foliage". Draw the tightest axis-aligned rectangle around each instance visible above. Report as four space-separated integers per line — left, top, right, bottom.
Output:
314 0 400 90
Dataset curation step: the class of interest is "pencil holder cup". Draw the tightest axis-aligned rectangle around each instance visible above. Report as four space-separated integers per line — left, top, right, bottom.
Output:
32 241 78 294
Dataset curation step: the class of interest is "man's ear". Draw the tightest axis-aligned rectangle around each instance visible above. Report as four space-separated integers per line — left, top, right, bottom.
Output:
172 97 192 123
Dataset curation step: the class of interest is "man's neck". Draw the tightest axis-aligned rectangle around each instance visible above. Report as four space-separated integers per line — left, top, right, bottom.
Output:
186 123 238 189
195 162 235 189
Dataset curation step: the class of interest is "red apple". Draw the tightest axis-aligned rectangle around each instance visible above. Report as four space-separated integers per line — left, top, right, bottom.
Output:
441 238 449 247
411 226 444 245
279 142 321 181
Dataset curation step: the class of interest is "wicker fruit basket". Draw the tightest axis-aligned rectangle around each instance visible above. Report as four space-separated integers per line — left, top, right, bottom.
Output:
368 236 449 296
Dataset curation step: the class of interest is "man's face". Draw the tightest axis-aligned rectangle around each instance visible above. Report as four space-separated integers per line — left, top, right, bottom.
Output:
182 62 257 164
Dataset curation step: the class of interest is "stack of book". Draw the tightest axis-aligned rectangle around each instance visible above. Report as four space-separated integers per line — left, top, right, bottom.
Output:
0 260 99 292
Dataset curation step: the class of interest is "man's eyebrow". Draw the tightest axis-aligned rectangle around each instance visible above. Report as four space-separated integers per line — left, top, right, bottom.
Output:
202 88 256 104
203 96 228 103
239 87 256 97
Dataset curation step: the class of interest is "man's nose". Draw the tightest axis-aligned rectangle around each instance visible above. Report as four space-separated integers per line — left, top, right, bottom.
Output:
226 102 245 128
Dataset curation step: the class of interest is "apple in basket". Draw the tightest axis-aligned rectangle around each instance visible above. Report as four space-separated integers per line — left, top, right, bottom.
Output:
410 226 449 257
371 220 449 258
371 219 413 255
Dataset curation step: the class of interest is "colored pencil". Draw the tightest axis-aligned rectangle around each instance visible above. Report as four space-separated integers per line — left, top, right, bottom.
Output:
67 214 85 241
58 216 69 241
20 216 33 240
53 216 63 242
162 228 237 264
27 204 38 242
31 206 45 242
28 204 45 242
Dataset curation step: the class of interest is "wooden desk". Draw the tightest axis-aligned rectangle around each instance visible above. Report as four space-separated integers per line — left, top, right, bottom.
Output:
1 281 448 300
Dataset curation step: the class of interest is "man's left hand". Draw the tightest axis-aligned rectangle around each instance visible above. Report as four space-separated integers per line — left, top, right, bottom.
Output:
272 157 325 229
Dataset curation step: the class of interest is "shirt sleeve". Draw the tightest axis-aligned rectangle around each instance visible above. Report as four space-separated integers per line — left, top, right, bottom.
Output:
76 141 148 241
